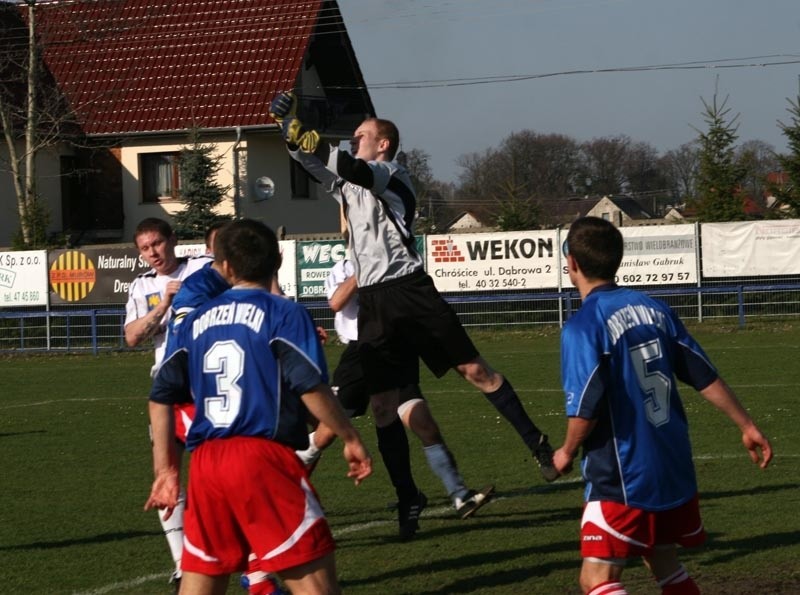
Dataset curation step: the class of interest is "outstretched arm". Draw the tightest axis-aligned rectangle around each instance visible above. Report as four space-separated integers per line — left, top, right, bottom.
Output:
699 378 772 469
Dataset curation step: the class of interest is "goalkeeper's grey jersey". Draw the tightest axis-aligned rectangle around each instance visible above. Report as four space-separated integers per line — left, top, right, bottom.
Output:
289 146 423 288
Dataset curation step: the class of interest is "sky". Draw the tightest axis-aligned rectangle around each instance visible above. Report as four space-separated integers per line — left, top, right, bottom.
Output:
336 0 800 183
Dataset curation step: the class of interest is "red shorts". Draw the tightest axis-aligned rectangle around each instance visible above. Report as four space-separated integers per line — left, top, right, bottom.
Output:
174 403 195 443
182 436 335 575
580 495 706 559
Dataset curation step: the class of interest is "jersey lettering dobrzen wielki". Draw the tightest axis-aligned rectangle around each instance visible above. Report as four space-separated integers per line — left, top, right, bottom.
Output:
151 287 328 451
561 285 718 511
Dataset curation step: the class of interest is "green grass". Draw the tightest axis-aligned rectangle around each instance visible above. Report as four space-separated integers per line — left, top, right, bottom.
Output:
1 323 799 594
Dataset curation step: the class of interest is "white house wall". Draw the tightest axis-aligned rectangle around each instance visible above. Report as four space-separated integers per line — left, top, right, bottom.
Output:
242 133 341 234
0 143 66 248
119 135 236 240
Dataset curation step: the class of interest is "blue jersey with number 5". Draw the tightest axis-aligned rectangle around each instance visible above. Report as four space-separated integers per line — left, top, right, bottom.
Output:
152 287 328 451
561 284 717 510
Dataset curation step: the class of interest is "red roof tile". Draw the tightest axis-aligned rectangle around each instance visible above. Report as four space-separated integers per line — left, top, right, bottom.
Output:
34 0 324 135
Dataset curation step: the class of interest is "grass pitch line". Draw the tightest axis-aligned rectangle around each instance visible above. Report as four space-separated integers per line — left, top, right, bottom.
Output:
0 396 143 410
71 572 170 595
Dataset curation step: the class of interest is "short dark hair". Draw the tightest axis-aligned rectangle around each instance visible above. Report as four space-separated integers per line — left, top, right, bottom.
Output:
204 220 230 251
565 217 623 281
366 117 400 160
215 219 280 284
133 217 173 243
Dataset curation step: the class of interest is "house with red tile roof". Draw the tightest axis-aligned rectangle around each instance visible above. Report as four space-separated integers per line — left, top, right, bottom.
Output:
0 0 374 245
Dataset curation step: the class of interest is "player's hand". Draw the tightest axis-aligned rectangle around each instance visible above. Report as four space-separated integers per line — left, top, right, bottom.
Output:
144 468 180 516
343 441 372 486
316 326 329 345
280 117 321 153
742 425 773 469
552 447 573 475
164 280 182 303
269 91 296 121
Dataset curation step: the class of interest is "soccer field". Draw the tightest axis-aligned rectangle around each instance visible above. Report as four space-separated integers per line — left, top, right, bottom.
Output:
1 324 798 594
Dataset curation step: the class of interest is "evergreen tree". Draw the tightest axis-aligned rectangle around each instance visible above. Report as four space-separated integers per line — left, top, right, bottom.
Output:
768 95 800 217
692 93 747 222
173 130 232 239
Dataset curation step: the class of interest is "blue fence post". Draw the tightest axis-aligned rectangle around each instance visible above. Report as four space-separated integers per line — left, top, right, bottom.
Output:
91 310 99 355
737 286 745 329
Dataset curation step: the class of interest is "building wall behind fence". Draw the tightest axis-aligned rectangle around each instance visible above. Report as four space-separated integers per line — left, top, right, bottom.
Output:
2 220 800 351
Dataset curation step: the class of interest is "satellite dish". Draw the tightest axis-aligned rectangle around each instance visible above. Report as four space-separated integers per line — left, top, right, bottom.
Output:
254 176 275 201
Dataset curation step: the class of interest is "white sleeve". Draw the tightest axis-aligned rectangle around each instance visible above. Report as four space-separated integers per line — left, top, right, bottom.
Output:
324 260 347 300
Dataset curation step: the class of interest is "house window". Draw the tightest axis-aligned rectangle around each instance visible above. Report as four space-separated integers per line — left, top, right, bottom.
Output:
291 159 313 199
141 152 181 202
601 212 610 221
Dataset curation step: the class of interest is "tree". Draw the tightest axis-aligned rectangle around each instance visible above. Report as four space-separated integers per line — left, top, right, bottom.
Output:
692 93 747 222
660 141 700 204
493 178 540 231
577 135 631 196
768 95 800 217
0 1 67 248
736 139 779 210
172 131 232 239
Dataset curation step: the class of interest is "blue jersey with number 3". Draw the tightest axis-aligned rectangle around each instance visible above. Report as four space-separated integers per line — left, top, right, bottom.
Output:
561 284 718 510
152 287 327 451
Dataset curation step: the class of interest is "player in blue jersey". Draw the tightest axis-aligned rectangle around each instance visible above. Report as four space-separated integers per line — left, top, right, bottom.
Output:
145 219 372 595
552 217 772 595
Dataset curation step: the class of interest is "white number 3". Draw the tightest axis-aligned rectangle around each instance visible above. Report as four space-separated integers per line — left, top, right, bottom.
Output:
630 339 671 427
203 340 244 428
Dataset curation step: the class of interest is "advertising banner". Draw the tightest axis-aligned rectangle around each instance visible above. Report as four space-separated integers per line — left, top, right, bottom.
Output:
701 221 800 277
296 239 346 299
48 247 149 305
426 231 561 292
0 250 49 307
561 224 698 287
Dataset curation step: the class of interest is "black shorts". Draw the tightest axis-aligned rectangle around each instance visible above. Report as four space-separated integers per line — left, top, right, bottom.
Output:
357 270 479 394
333 341 424 417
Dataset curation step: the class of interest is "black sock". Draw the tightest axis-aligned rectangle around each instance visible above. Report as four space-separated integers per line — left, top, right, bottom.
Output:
376 417 418 502
483 378 543 452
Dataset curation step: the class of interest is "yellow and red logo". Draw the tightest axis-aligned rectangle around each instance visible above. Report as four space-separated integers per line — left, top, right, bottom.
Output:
49 251 97 302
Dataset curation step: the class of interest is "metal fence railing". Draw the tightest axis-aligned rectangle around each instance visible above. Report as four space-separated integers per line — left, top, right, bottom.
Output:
2 281 799 353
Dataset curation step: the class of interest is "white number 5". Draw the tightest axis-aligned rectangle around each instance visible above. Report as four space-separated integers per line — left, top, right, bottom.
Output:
630 339 671 427
203 340 244 428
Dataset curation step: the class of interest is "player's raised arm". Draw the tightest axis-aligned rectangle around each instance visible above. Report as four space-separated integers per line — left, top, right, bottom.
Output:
698 377 773 469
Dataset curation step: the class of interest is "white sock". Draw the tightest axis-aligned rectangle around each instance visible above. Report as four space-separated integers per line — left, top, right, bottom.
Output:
295 431 322 465
158 488 186 572
424 443 469 503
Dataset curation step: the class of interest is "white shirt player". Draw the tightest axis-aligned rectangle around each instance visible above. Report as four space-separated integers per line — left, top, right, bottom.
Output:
125 255 211 374
324 258 358 344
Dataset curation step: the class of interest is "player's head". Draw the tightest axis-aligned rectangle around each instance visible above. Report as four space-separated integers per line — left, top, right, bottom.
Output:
351 117 399 161
565 216 623 281
215 219 281 286
133 217 178 275
204 220 230 255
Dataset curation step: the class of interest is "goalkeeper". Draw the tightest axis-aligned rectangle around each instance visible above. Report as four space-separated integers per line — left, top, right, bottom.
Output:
270 92 558 540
